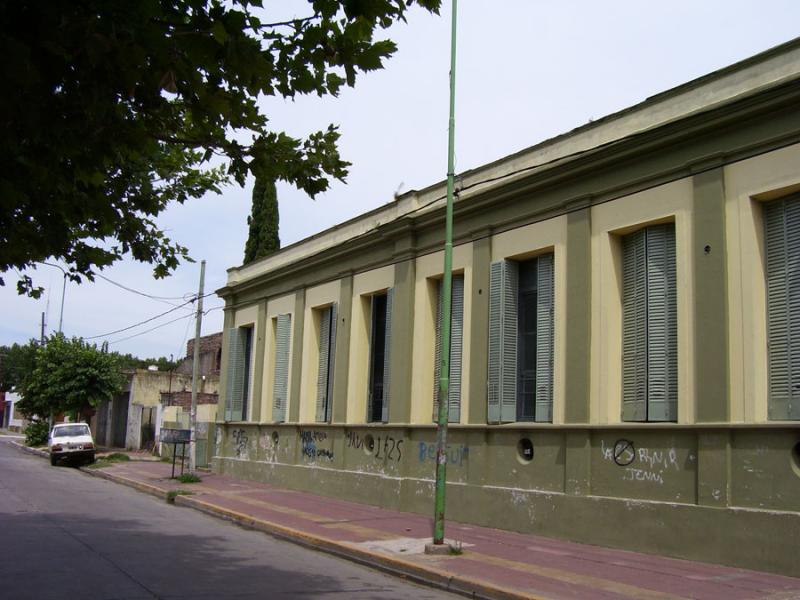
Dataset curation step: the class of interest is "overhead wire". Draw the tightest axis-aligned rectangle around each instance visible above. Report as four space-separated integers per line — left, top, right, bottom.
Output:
84 297 197 340
84 290 220 343
95 294 223 354
106 312 196 346
94 272 191 305
174 303 198 359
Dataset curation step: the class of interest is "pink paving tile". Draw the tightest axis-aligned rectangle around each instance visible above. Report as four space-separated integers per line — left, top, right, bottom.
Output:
99 461 800 600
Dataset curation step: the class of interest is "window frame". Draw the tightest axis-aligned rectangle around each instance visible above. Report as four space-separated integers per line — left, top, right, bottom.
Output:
620 223 678 423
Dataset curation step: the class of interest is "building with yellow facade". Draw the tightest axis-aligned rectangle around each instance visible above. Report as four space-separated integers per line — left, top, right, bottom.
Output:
214 39 800 576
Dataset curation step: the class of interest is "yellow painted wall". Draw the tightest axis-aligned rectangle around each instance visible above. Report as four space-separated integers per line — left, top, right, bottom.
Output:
346 265 395 423
724 142 800 423
490 216 568 424
590 178 695 424
233 303 259 421
130 370 192 407
198 403 217 422
299 281 341 423
410 243 473 424
261 294 295 422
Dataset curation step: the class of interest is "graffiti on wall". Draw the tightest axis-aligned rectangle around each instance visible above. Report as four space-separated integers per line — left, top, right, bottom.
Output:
260 431 278 463
232 428 249 460
300 430 334 461
601 439 682 485
417 442 469 466
346 431 403 461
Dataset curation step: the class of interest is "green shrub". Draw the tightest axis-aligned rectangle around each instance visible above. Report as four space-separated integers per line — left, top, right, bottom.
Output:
87 453 131 469
24 420 49 447
104 453 130 462
166 489 193 503
177 473 201 484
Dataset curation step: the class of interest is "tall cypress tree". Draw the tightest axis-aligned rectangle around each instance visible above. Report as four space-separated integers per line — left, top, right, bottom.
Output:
244 176 280 264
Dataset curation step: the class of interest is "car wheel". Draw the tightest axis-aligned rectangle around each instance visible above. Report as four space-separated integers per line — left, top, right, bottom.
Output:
88 454 96 465
50 454 57 466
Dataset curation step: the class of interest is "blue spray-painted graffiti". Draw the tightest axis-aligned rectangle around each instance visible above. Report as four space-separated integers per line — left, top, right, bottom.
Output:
417 442 469 466
300 430 334 461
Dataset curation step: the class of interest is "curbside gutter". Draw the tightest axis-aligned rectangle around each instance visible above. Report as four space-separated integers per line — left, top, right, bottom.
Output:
81 468 170 501
175 494 536 600
8 439 541 600
10 441 48 458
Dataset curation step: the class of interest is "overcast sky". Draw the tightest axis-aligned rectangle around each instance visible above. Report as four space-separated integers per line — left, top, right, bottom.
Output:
3 0 800 361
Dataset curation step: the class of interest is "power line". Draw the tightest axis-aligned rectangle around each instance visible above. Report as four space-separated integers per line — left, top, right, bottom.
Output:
175 308 196 359
83 298 197 340
106 312 195 346
95 272 190 304
103 301 223 349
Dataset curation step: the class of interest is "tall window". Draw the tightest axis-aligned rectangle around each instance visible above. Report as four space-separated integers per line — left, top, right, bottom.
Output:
368 290 393 422
765 196 800 420
272 314 291 422
487 253 554 423
224 325 253 421
315 304 337 423
621 223 677 422
433 274 464 423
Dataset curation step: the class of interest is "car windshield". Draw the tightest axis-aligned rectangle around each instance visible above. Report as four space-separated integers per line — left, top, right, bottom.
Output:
53 425 90 437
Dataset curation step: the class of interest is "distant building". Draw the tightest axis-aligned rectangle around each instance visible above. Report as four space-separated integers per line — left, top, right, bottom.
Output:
213 40 800 576
2 391 25 431
178 332 222 376
93 333 221 460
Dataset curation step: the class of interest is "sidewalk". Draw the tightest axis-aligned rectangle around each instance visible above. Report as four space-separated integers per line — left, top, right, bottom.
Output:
11 440 800 600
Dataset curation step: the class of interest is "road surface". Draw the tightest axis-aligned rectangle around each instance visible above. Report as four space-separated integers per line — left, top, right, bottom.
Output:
0 440 455 599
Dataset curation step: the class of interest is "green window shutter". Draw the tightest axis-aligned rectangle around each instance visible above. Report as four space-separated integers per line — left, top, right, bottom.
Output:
433 280 444 421
765 197 800 420
501 261 519 422
535 253 555 422
381 288 393 423
449 275 465 423
646 224 677 422
315 306 332 423
367 295 377 423
622 230 647 421
326 303 338 422
432 274 464 423
272 313 291 422
225 328 244 421
487 263 503 423
487 261 518 423
622 225 678 422
787 200 800 420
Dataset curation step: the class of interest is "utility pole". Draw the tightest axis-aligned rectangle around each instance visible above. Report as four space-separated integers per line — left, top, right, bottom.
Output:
41 262 67 333
40 312 46 345
189 260 206 473
428 0 458 552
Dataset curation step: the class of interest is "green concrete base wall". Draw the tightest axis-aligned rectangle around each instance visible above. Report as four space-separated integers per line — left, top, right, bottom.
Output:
212 424 800 577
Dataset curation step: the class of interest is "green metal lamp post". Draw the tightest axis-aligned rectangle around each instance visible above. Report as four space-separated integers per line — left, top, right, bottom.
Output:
431 0 458 548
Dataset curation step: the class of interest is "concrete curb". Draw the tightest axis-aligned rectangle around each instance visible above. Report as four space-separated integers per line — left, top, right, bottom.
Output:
7 440 541 600
80 467 170 501
9 440 48 458
175 494 538 600
82 468 541 600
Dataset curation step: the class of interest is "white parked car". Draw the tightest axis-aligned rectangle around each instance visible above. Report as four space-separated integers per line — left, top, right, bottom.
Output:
48 423 95 466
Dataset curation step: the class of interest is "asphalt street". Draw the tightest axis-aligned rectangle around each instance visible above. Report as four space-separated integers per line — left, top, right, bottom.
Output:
0 440 455 600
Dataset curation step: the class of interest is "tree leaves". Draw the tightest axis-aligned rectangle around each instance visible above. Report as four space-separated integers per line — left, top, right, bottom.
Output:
0 0 441 292
244 176 280 264
13 334 125 419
